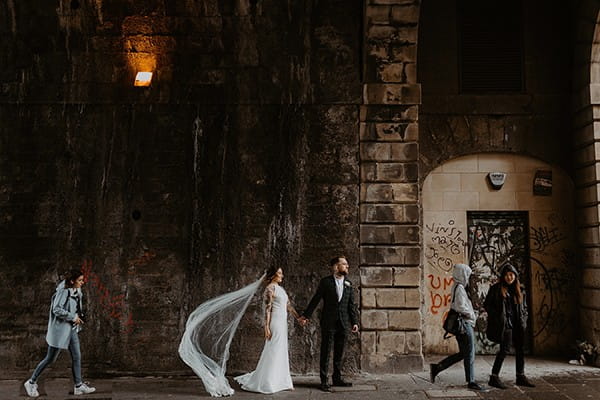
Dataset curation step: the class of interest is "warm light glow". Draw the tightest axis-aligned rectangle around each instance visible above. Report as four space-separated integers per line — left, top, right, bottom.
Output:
134 71 153 87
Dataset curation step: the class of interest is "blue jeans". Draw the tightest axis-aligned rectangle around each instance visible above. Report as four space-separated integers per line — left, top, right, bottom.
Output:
437 323 475 383
30 329 82 385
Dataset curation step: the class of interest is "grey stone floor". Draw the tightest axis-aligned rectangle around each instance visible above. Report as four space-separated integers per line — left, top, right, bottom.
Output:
2 356 599 399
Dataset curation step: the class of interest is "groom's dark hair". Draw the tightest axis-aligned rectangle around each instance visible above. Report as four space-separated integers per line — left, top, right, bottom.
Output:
329 256 346 267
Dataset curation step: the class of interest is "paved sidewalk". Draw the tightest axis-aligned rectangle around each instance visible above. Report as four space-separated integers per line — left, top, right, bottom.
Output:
3 357 599 399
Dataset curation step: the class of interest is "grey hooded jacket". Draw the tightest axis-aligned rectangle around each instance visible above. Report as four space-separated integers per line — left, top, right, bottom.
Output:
46 280 82 349
450 263 477 327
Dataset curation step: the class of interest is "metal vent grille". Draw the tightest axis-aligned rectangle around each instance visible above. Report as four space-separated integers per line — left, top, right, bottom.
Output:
458 0 524 93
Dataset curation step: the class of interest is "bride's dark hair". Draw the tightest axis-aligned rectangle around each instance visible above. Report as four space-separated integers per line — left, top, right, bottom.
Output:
264 266 280 283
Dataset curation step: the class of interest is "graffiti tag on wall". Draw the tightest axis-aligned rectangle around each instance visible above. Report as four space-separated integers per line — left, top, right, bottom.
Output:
427 274 454 315
425 220 466 273
81 259 136 334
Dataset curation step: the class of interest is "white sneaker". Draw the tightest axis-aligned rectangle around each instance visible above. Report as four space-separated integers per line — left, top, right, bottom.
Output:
24 380 39 398
74 382 96 395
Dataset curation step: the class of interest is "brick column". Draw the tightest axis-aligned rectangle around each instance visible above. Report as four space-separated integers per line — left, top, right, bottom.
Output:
360 0 423 372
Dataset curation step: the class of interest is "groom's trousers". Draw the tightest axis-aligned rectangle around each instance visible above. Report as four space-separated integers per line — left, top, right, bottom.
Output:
320 320 347 384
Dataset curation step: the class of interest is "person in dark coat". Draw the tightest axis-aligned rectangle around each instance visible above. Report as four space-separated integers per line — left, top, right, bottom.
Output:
484 263 535 389
300 256 359 392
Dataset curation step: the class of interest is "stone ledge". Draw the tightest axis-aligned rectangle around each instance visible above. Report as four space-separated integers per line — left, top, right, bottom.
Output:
363 83 421 105
359 105 419 122
360 142 418 162
360 225 420 244
361 183 418 203
360 204 419 223
360 245 421 265
360 122 419 142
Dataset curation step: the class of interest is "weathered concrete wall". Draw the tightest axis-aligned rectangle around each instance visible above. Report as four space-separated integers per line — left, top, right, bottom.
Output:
422 154 577 356
0 0 362 376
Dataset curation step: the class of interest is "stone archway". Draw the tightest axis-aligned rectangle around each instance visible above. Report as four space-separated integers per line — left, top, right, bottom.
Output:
574 0 600 366
422 153 577 356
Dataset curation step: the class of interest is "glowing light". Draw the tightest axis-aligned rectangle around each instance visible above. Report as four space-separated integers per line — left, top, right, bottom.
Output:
134 71 153 87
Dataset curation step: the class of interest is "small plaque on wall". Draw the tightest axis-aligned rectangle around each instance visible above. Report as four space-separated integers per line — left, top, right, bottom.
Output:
533 170 552 196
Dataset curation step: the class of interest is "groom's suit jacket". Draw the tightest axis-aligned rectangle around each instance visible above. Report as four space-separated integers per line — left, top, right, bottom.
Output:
303 275 359 331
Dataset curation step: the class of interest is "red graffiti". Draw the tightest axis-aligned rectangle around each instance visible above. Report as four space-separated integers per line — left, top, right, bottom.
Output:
81 259 136 334
127 251 157 269
427 274 454 314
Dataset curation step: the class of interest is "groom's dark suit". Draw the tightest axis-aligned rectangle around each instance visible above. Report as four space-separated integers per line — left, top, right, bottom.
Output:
303 275 359 385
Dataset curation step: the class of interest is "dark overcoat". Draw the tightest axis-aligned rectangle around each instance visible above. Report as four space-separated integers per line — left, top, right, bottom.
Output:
303 275 359 331
484 282 528 343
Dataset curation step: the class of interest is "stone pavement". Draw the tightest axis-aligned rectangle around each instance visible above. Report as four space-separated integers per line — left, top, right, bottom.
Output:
2 357 599 400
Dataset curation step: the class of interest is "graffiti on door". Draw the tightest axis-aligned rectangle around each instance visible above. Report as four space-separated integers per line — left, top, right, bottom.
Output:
467 211 529 354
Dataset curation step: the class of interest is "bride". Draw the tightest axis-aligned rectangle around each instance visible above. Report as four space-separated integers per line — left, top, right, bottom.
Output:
234 267 302 394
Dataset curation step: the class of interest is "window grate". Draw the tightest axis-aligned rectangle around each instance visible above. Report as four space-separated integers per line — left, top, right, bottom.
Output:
458 0 524 93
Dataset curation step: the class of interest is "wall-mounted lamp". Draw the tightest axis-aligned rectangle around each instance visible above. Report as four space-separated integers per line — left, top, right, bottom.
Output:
134 71 153 87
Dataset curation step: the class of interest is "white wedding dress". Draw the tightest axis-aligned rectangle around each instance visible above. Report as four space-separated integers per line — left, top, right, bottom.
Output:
234 284 294 393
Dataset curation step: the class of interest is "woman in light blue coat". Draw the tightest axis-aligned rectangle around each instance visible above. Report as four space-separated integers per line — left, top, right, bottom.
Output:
430 263 483 391
24 269 96 398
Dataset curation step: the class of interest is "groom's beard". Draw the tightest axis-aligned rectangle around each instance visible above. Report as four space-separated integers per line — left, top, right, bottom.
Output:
338 270 348 276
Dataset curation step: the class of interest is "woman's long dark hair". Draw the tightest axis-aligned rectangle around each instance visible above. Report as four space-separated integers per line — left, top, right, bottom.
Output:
501 274 523 304
264 266 280 283
64 269 84 288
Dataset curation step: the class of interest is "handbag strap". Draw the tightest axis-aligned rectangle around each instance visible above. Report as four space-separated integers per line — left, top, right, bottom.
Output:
450 284 460 308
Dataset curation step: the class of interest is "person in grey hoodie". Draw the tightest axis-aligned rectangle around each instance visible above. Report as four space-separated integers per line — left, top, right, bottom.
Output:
430 263 483 391
23 269 96 398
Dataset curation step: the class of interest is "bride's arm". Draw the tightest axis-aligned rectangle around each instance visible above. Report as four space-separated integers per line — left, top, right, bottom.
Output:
287 301 301 320
264 285 275 340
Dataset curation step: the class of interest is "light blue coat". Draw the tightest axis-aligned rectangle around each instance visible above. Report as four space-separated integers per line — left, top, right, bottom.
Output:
46 280 82 349
450 263 477 327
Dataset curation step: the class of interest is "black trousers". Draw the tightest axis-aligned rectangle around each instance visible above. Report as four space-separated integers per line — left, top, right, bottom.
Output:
320 320 347 384
492 327 525 376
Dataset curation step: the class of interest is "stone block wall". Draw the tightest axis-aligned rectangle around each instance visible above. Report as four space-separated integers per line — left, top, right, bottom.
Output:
422 154 577 355
360 0 423 372
0 0 363 376
573 0 600 367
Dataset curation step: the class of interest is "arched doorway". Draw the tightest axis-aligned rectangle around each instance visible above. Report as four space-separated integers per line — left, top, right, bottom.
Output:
422 153 577 355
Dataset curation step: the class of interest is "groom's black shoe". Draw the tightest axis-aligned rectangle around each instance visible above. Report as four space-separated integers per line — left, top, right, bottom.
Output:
319 383 332 392
332 379 352 387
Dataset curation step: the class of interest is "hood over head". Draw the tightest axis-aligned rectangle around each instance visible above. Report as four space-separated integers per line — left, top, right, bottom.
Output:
452 263 472 286
500 263 519 279
56 279 66 292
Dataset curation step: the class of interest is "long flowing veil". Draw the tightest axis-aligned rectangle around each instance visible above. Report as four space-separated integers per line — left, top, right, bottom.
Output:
178 274 265 397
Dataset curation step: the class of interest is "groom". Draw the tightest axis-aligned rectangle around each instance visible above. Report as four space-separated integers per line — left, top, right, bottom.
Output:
301 256 359 392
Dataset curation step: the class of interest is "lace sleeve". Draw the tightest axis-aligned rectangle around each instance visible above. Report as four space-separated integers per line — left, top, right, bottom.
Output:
264 285 275 313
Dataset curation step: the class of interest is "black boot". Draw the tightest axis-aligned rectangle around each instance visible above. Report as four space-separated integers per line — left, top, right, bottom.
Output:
488 374 507 389
429 363 440 383
516 375 535 387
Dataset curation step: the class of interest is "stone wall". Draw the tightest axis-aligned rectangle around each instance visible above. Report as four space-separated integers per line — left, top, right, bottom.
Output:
418 0 573 177
360 0 423 372
573 0 600 366
0 0 362 376
422 154 577 356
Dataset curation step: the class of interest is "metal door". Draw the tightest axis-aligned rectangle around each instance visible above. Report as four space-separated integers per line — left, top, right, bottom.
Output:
467 211 531 354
